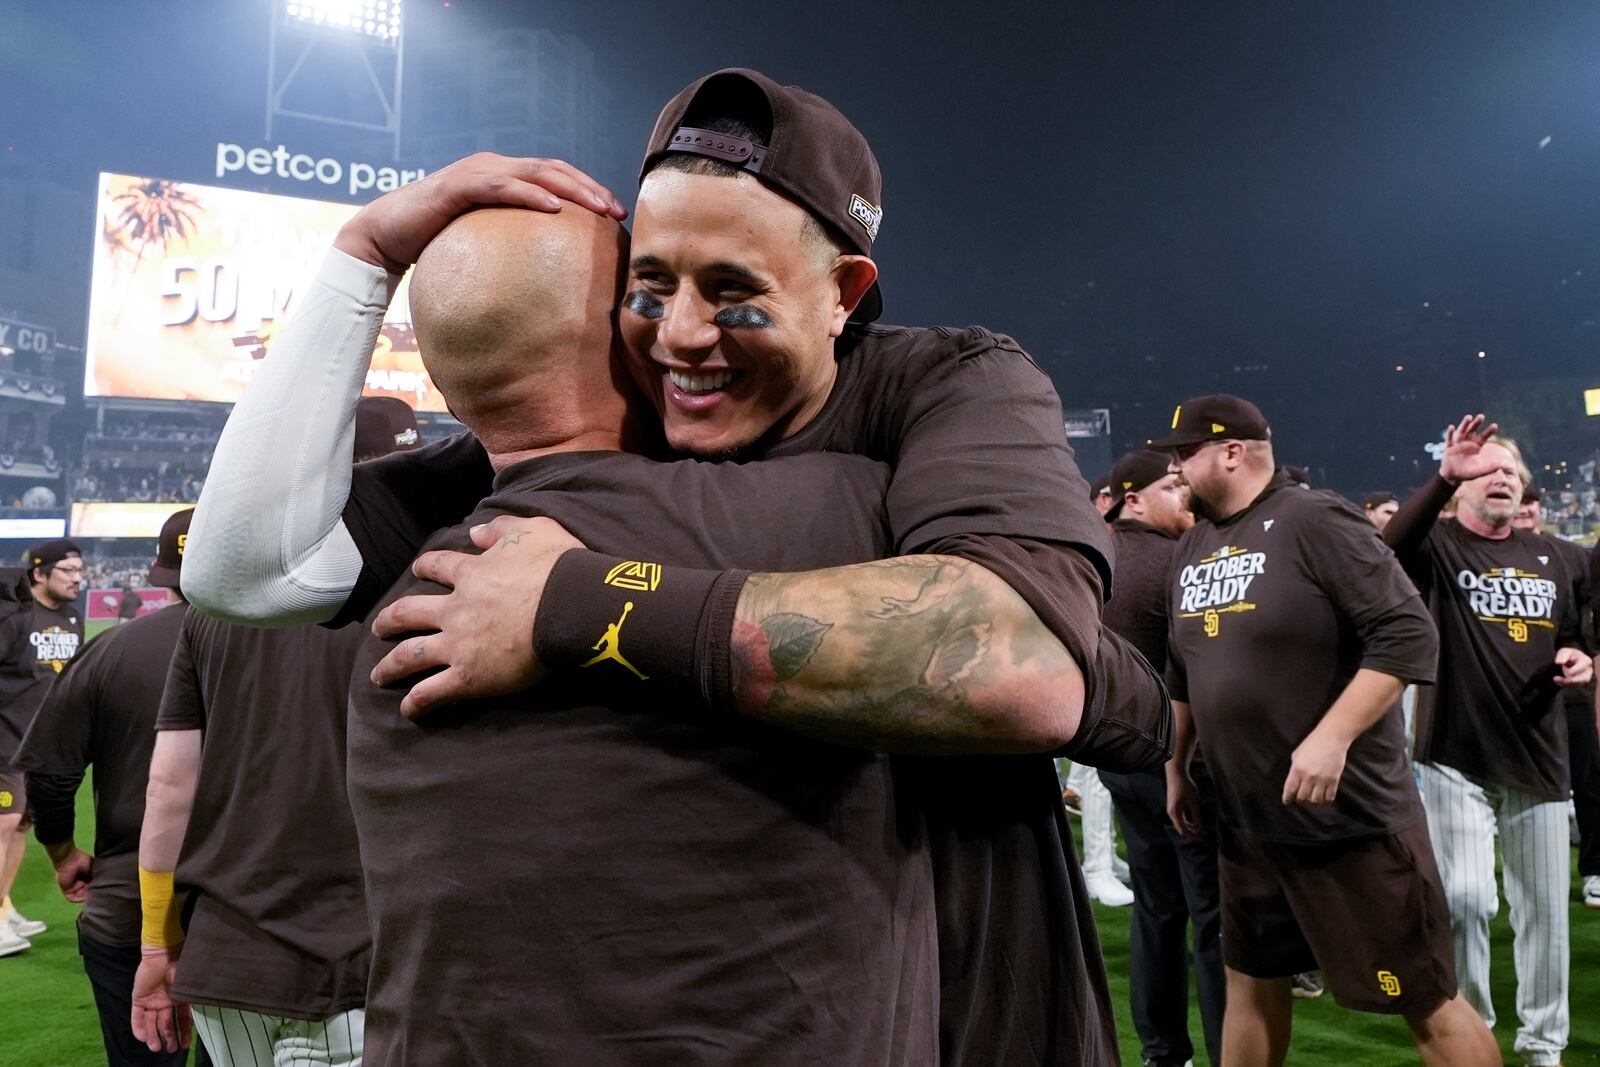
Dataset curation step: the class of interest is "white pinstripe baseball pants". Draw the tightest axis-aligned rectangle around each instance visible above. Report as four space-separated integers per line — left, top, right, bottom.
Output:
1418 762 1568 1066
192 1004 364 1067
1065 760 1116 878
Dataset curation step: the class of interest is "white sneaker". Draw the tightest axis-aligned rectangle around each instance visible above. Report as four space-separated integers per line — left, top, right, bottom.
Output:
0 924 29 958
1086 872 1135 907
1112 855 1131 882
1584 875 1600 910
6 910 45 938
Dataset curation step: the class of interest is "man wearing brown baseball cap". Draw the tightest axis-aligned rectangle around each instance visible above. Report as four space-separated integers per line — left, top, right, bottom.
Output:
1147 393 1272 453
187 66 1170 1065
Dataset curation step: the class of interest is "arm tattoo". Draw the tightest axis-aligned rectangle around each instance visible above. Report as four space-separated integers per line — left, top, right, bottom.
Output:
729 555 1080 754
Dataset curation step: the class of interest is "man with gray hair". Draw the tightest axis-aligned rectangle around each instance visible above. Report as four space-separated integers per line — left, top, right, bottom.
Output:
1386 415 1592 1067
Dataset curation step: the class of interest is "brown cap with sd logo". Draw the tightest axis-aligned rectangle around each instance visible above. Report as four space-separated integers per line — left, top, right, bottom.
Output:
1147 394 1272 451
640 67 885 323
147 508 194 589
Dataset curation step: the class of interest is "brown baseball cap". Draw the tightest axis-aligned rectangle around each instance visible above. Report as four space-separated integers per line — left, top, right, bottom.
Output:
1363 490 1398 511
1147 394 1271 450
1106 450 1176 521
641 68 885 323
29 539 81 575
147 508 194 589
354 396 421 461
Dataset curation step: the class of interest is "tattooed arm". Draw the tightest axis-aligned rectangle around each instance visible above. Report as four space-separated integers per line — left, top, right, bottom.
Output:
728 555 1084 754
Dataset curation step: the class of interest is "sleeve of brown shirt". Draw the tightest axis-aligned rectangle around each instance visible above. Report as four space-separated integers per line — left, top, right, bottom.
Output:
331 433 496 626
154 611 207 733
929 534 1172 772
1300 497 1438 685
1382 475 1456 587
15 642 100 845
1590 541 1600 648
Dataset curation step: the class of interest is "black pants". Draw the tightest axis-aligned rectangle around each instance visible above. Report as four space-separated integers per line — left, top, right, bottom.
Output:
79 930 212 1067
1569 698 1600 878
1100 768 1225 1067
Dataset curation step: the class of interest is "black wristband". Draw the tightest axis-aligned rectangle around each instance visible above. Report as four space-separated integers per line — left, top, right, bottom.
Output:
534 550 748 704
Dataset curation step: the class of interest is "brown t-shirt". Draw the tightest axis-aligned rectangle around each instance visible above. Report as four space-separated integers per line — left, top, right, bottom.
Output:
0 599 84 765
1105 519 1177 673
155 611 369 1020
345 450 938 1065
340 325 1136 1067
14 604 186 946
1395 510 1583 800
1167 479 1438 842
1548 535 1594 710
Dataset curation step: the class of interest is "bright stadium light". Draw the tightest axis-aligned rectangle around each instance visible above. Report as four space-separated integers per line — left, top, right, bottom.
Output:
284 0 402 45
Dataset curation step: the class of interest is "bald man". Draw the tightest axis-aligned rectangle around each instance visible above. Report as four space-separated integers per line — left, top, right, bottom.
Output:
291 207 936 1062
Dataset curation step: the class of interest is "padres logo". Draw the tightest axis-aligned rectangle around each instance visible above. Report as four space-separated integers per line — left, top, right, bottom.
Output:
603 561 662 593
176 532 187 556
1377 970 1401 997
1204 608 1220 638
0 791 11 808
1507 619 1528 643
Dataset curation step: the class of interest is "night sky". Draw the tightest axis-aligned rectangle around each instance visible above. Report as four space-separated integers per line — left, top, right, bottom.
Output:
3 0 1597 493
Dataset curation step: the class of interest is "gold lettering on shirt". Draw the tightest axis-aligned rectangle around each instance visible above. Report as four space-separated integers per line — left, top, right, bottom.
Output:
603 561 662 593
1377 970 1402 997
581 602 648 681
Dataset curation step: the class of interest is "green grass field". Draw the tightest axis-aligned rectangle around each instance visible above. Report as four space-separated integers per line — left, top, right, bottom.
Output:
2 776 1596 1065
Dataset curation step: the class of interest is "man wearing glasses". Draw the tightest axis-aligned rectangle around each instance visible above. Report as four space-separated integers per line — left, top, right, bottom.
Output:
0 538 85 957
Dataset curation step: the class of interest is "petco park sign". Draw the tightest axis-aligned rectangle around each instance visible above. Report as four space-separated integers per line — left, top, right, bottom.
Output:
215 141 426 199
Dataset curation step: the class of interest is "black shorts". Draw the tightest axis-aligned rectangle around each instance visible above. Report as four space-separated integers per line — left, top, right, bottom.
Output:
1218 817 1456 1016
0 769 24 818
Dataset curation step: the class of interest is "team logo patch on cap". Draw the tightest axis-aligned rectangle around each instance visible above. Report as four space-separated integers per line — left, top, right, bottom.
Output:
176 533 187 556
394 428 419 447
849 194 882 240
1211 423 1226 433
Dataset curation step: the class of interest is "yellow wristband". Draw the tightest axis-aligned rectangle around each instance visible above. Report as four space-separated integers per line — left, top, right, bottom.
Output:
138 867 185 949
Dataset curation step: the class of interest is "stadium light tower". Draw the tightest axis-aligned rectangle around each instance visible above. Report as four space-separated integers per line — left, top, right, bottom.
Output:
266 0 406 159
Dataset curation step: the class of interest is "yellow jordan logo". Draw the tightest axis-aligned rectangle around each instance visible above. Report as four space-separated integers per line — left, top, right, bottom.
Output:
1508 619 1528 643
582 602 648 680
1377 970 1401 997
604 561 662 593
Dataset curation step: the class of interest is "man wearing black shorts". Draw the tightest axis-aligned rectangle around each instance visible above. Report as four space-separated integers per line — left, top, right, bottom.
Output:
185 69 1170 1064
15 510 207 1067
1158 395 1497 1067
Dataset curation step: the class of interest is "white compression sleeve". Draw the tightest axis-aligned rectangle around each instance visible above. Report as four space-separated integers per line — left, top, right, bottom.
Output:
181 248 401 625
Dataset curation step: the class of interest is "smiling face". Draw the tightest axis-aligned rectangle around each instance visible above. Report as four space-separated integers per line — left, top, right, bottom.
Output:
620 169 875 456
1457 442 1525 529
1511 498 1542 531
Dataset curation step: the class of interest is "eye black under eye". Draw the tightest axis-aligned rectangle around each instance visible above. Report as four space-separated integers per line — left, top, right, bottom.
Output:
624 291 664 320
713 305 775 330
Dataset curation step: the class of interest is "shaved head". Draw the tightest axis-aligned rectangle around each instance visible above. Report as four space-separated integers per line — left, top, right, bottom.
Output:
410 207 631 455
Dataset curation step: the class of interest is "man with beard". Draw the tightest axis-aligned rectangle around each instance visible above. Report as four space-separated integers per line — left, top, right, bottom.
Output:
184 69 1170 1065
1385 420 1591 1067
1096 448 1223 1067
0 538 84 957
1364 491 1400 532
1160 395 1497 1067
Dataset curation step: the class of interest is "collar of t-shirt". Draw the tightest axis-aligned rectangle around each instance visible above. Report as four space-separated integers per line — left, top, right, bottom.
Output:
1210 470 1295 529
1111 517 1175 541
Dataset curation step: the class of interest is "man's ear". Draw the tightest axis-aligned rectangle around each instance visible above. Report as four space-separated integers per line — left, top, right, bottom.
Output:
827 255 879 337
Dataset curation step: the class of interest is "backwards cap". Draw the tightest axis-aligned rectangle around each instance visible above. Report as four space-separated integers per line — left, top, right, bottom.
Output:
641 68 885 323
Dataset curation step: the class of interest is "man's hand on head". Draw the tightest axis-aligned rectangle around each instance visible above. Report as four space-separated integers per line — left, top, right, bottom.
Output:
370 516 584 719
1438 413 1502 486
334 153 628 276
1556 647 1594 688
